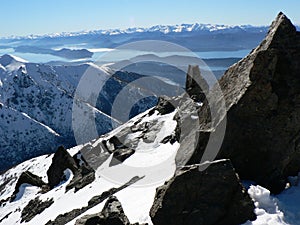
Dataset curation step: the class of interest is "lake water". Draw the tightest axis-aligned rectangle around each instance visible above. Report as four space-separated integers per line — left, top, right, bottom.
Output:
0 47 251 64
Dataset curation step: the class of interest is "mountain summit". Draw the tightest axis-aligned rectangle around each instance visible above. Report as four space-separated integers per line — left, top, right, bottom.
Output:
0 12 300 225
186 12 300 194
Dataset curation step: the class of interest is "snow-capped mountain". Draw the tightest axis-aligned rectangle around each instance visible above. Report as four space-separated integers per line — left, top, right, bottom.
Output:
0 23 274 53
1 12 300 225
0 54 177 172
1 23 269 40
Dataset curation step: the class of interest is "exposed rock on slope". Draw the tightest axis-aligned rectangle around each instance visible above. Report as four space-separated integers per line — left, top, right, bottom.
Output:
46 176 142 225
66 164 95 192
187 12 300 193
21 197 54 222
185 64 209 102
150 159 256 225
11 171 46 201
47 146 78 188
47 146 96 191
75 196 130 225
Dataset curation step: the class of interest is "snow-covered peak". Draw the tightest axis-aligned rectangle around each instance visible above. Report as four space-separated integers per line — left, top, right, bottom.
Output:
0 54 27 66
0 23 269 40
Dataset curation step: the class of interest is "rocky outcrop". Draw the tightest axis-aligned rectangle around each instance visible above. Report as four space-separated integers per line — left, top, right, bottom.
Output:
47 146 78 188
109 148 135 167
47 146 95 192
11 171 47 201
186 65 209 102
46 176 143 225
46 146 96 192
21 197 54 222
183 12 300 194
150 159 256 225
75 196 130 225
155 96 176 115
66 164 95 192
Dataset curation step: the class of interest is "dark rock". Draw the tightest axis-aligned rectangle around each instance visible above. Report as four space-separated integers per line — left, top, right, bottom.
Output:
46 176 143 225
109 148 135 167
186 65 209 102
21 197 54 222
150 159 256 225
75 196 130 225
11 171 46 201
109 136 127 149
47 146 78 189
173 95 203 167
66 164 95 192
0 175 16 197
0 212 12 224
185 13 300 194
155 96 176 115
80 143 111 170
101 196 130 224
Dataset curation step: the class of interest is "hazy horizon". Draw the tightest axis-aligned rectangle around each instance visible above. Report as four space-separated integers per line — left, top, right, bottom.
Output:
0 0 299 38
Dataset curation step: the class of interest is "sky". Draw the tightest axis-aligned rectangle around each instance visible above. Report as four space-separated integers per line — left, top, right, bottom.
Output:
0 0 299 37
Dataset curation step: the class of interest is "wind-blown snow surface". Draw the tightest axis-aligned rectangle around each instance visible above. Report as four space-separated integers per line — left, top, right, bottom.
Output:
0 109 179 225
242 179 300 225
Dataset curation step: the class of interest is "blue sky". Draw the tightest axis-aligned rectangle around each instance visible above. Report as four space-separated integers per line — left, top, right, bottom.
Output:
0 0 299 37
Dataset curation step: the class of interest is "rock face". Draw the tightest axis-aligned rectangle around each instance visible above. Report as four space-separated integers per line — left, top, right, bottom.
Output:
185 65 209 102
155 96 176 115
46 146 96 192
150 159 256 225
186 12 300 194
66 164 95 192
11 171 46 201
21 197 54 222
47 146 78 188
75 196 130 225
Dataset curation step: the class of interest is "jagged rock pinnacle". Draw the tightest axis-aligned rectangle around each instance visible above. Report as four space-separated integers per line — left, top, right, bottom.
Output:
188 13 300 194
185 65 209 102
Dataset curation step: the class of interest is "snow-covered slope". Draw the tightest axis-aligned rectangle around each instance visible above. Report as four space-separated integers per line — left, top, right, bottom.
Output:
242 182 300 225
0 107 179 225
0 101 299 225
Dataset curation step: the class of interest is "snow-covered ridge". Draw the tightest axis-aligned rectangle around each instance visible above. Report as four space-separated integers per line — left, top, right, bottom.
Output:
0 105 179 225
0 23 269 40
0 54 162 171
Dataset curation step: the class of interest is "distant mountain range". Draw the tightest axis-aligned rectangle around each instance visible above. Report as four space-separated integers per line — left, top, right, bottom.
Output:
1 23 270 40
3 22 300 53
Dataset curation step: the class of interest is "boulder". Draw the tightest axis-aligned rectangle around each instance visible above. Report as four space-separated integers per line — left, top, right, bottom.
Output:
75 196 130 225
109 148 135 167
47 146 78 188
66 164 95 192
11 171 46 201
150 159 256 225
183 12 300 194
